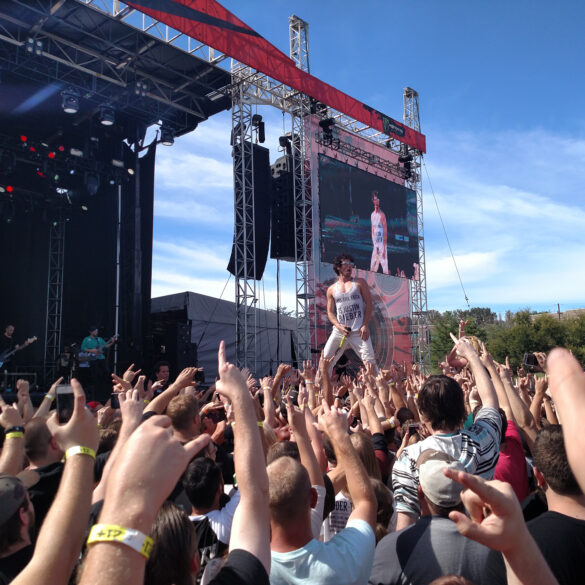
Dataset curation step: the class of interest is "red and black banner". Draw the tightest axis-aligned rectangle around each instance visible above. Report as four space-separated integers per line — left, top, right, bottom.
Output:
125 0 426 152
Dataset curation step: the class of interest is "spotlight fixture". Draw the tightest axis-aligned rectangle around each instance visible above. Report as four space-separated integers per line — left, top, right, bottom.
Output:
70 148 84 157
99 105 115 126
160 126 174 146
111 159 124 168
61 89 79 114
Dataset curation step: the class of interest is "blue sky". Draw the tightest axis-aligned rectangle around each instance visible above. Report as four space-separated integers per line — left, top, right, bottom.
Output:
150 0 585 316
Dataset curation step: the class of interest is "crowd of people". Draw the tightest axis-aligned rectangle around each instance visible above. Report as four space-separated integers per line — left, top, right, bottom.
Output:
0 327 584 585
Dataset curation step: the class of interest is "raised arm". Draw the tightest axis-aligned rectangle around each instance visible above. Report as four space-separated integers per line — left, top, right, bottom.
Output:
480 344 513 421
144 367 197 414
13 379 98 585
215 340 270 572
319 401 376 529
452 336 498 410
547 348 585 492
444 468 559 585
0 396 25 475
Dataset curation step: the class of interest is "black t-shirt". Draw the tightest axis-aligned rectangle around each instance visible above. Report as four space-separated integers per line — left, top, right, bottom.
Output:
27 462 64 533
0 545 33 585
528 510 585 585
208 549 268 585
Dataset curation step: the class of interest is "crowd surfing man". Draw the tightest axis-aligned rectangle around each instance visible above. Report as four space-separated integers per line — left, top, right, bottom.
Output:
322 254 377 374
3 338 585 585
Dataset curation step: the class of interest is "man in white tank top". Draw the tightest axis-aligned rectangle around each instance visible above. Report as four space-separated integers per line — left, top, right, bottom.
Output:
322 254 377 373
370 191 389 274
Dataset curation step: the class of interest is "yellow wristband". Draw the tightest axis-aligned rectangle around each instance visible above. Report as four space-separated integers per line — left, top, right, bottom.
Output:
143 399 150 404
87 524 153 559
65 446 96 460
5 431 24 439
386 418 395 429
44 394 55 402
257 421 264 428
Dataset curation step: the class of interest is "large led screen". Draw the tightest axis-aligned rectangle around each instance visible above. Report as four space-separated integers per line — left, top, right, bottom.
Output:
318 154 419 279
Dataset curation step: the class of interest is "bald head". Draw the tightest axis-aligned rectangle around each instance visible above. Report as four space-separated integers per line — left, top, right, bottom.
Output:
267 456 311 526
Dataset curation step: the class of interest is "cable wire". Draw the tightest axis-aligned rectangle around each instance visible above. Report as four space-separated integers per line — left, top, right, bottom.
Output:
195 274 232 347
421 157 470 309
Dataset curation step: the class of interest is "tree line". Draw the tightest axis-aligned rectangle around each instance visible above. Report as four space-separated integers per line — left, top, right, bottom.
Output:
429 307 585 372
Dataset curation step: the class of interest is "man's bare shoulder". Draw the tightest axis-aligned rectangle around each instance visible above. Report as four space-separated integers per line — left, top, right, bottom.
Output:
326 282 337 296
354 277 370 290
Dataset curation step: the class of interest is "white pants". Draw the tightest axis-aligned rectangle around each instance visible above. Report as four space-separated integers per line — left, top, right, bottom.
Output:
322 328 377 373
371 245 388 274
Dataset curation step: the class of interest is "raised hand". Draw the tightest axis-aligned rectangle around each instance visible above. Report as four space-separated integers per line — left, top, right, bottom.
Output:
300 360 316 383
215 340 248 402
47 379 98 453
122 363 142 384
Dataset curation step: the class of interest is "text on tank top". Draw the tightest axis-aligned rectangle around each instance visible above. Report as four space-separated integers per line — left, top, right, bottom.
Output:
334 281 365 330
372 211 384 245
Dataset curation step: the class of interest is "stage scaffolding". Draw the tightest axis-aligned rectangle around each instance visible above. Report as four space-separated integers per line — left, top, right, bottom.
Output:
80 2 431 370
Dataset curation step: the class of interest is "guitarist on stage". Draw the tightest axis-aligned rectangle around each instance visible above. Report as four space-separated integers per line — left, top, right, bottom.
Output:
0 324 34 372
81 325 116 402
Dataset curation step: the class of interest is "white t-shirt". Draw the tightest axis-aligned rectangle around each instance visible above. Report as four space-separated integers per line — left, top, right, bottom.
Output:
270 519 375 585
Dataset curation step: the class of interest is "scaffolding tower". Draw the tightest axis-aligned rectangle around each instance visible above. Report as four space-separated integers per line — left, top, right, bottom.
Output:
403 87 431 372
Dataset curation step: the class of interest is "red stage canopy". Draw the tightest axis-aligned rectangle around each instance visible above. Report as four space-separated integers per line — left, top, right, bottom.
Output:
126 0 426 152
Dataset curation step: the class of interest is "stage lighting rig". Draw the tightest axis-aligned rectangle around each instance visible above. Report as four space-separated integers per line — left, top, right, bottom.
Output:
251 114 265 143
319 117 336 145
99 105 115 126
160 126 175 146
61 89 79 114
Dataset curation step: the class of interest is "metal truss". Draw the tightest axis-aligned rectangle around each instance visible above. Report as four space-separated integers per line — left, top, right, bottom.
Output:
0 1 231 137
87 0 230 66
230 69 258 370
403 87 431 372
44 213 66 381
288 15 313 362
315 135 408 181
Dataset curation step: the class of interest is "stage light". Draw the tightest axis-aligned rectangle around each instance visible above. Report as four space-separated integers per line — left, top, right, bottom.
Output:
319 118 336 131
81 205 88 211
0 186 4 193
111 159 124 168
48 151 56 159
85 172 100 196
6 186 14 193
70 148 84 157
160 126 174 146
99 105 115 126
135 80 149 97
58 145 65 152
61 89 79 114
127 168 135 175
26 38 34 53
20 135 27 143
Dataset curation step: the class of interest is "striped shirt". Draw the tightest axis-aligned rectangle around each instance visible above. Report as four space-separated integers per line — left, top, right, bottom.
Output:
392 407 502 517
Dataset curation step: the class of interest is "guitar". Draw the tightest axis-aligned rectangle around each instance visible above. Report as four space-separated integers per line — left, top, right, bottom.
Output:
0 336 38 368
86 335 118 361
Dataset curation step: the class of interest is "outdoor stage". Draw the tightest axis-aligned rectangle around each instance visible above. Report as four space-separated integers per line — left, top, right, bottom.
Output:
0 0 428 387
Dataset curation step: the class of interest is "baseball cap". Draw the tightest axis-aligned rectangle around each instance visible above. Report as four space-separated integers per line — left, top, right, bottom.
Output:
0 474 27 525
417 449 465 508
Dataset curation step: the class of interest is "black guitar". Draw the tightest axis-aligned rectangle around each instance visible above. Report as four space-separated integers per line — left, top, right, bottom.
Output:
0 336 37 368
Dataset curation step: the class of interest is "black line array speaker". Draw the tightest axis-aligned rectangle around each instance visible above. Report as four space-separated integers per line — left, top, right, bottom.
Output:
270 169 296 261
227 142 271 280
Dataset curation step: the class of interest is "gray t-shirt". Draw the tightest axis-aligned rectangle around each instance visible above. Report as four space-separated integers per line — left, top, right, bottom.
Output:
368 515 506 585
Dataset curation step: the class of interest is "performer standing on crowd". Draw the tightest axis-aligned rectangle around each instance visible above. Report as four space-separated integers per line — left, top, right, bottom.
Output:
322 254 378 373
80 325 115 402
370 191 389 274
